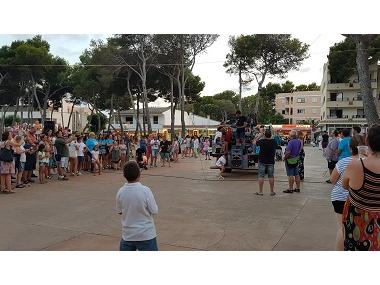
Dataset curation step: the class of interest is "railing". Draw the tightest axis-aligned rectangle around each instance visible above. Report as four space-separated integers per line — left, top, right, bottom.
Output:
326 97 363 102
326 115 366 119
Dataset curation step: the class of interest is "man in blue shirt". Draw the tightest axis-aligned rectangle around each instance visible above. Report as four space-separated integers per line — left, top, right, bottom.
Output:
85 132 98 152
338 128 351 160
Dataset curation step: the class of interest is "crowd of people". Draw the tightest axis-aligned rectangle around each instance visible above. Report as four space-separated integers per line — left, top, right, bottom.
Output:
0 122 219 194
321 125 380 251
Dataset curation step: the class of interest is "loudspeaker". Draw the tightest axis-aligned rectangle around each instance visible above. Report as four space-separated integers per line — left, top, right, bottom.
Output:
44 121 55 133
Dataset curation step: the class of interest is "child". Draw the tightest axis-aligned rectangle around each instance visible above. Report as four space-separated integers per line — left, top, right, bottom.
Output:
119 140 127 168
91 144 102 176
203 137 211 160
215 155 227 180
76 136 87 175
37 144 49 184
111 141 121 170
116 161 158 251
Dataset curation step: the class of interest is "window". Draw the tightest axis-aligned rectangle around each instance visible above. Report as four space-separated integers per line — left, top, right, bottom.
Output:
330 109 343 118
281 110 286 115
297 97 306 103
357 92 362 101
330 92 343 101
297 109 305 114
357 109 364 116
126 116 133 124
153 116 158 124
312 108 317 114
312 97 318 103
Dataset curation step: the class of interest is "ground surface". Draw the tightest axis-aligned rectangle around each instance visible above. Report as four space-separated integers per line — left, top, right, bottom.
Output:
0 146 337 251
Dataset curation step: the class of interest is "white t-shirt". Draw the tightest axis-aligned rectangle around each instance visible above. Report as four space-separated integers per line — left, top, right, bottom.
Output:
91 150 99 162
216 156 226 167
116 182 158 241
68 142 79 157
20 145 26 163
193 138 199 148
77 142 86 157
150 139 160 150
214 131 222 143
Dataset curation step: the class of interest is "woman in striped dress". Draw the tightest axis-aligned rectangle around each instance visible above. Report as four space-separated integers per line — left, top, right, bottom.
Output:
342 125 380 251
330 134 365 250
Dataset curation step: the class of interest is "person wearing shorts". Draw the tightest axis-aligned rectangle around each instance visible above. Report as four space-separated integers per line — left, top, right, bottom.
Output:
254 129 277 196
150 135 160 167
329 134 364 250
159 137 171 167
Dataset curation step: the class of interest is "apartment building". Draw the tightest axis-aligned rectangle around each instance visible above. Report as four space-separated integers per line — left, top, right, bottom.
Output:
318 62 380 132
275 91 322 124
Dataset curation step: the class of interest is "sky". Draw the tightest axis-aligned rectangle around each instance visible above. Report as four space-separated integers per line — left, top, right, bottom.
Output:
0 33 345 106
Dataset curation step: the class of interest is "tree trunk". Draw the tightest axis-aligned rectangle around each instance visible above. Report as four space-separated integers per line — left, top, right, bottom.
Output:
126 71 142 134
107 94 114 133
350 35 380 125
31 76 43 119
170 77 175 142
60 101 64 128
142 96 146 135
42 85 50 127
118 108 124 135
96 108 101 133
141 59 152 133
13 96 20 125
135 95 140 137
82 104 94 133
238 68 242 112
180 42 186 137
67 101 75 130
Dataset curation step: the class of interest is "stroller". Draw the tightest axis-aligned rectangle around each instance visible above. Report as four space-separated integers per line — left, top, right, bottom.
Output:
136 148 148 170
275 146 283 161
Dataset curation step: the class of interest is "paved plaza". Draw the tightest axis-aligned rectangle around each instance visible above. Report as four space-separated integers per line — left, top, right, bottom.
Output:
0 146 337 250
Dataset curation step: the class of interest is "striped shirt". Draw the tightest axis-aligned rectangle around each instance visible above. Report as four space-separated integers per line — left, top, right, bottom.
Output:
331 157 352 201
349 158 380 212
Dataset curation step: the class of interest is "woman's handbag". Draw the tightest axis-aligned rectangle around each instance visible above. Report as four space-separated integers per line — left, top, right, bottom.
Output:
0 147 14 162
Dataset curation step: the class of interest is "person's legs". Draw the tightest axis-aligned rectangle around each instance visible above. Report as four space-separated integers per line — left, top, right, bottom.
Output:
257 163 265 194
0 175 5 191
336 213 344 251
5 174 12 191
267 164 275 194
161 153 165 167
119 239 137 251
289 176 294 190
167 153 171 167
135 237 158 251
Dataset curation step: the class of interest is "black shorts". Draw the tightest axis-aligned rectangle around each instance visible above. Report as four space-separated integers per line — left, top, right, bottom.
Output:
78 156 84 164
332 200 346 214
55 154 62 162
328 160 338 170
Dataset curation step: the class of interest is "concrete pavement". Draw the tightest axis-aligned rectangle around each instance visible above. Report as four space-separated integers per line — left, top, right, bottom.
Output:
0 146 337 250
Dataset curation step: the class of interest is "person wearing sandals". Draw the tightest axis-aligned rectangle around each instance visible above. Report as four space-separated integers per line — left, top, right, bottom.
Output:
254 129 277 196
341 125 380 251
0 131 19 194
283 130 302 194
13 135 26 189
330 134 365 250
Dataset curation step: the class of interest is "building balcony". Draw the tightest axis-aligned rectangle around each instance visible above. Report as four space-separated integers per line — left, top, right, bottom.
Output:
327 80 377 91
326 97 363 108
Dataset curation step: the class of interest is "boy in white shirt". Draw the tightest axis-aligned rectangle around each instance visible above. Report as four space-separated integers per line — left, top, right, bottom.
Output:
116 161 158 251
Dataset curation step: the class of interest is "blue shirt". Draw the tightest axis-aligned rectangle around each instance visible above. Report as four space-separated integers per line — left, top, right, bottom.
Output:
86 138 98 151
338 137 351 160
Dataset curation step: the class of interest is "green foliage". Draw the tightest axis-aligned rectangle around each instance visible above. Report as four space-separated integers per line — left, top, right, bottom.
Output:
328 38 357 83
193 91 238 121
4 115 21 127
88 113 107 133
